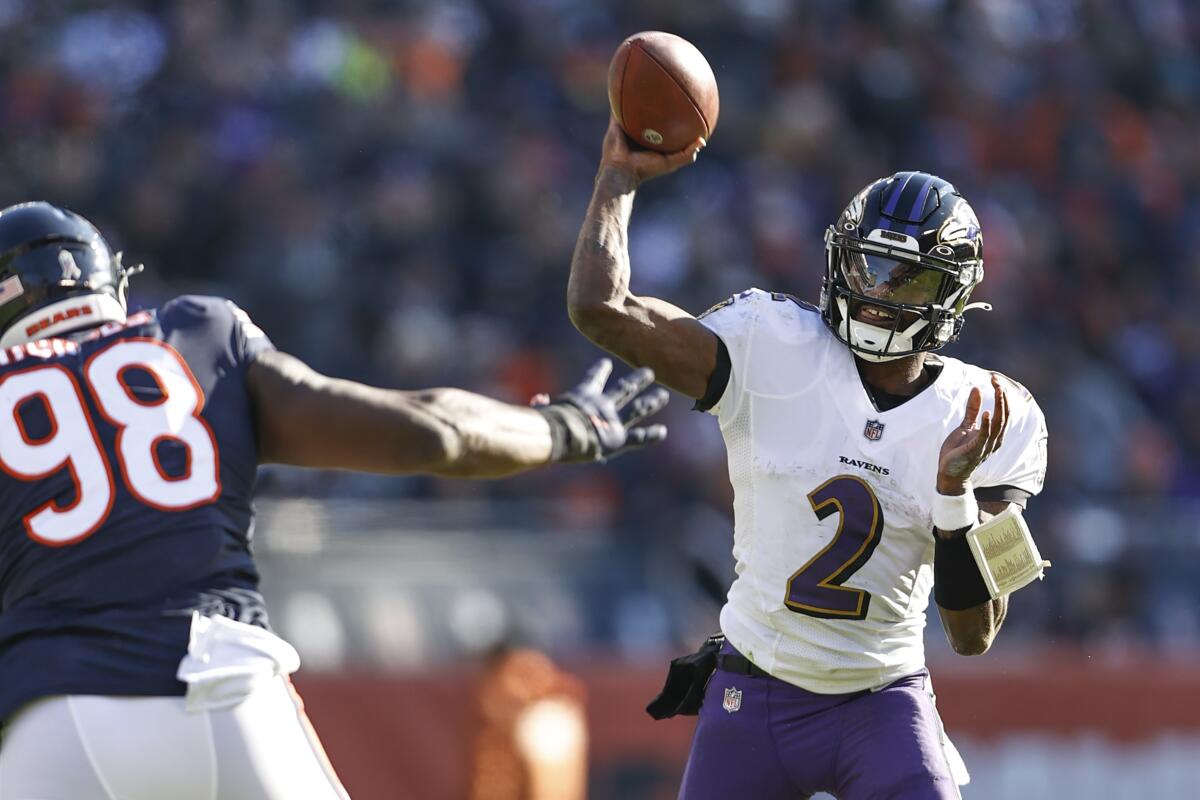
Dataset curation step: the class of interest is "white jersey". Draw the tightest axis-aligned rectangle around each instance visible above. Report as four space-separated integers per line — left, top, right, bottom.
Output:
699 288 1047 694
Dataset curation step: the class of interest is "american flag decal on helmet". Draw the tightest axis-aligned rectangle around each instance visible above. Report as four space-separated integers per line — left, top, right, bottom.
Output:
0 275 24 305
863 420 885 441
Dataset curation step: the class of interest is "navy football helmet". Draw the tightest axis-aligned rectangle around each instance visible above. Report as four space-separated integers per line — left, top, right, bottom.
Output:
821 172 989 362
0 202 141 347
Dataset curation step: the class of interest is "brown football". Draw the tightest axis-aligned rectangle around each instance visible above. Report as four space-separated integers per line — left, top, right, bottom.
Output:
607 31 719 153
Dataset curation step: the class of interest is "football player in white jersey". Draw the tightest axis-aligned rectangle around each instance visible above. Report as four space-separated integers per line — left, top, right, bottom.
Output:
567 120 1048 799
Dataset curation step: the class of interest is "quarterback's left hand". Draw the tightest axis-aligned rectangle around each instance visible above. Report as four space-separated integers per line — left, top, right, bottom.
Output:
937 374 1008 494
537 359 669 463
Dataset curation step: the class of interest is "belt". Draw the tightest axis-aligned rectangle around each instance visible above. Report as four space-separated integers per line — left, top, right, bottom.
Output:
717 652 771 679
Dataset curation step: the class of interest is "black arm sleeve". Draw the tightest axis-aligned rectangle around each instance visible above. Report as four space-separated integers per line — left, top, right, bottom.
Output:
974 485 1032 508
692 336 731 413
934 531 993 610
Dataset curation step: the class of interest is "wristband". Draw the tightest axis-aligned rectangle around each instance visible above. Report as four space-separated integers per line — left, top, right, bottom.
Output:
932 487 979 533
537 404 599 463
538 406 568 462
934 531 992 610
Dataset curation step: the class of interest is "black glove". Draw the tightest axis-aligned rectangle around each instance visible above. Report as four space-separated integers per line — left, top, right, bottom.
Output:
537 359 668 463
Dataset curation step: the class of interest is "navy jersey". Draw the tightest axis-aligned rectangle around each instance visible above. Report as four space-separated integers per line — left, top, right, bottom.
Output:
0 296 273 722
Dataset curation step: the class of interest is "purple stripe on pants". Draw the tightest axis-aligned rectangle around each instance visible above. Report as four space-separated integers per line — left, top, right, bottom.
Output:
677 643 960 800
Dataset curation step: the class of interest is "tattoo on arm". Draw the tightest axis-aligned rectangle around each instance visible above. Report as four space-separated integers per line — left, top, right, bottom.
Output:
567 168 718 398
568 168 637 314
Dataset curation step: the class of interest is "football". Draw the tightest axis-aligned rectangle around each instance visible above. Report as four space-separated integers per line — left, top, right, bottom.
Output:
607 31 719 153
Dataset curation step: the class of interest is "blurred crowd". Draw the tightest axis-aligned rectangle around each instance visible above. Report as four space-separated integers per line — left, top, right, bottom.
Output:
3 0 1200 650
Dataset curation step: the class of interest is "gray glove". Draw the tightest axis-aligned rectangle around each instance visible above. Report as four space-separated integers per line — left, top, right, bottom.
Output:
537 359 668 463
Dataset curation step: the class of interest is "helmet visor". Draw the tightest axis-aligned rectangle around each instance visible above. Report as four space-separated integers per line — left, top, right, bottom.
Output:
843 251 948 307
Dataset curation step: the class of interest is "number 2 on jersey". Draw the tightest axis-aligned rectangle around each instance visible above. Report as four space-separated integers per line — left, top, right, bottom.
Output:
784 475 884 620
0 339 219 546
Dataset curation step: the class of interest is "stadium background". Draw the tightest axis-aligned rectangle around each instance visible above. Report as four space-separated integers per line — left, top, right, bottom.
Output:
4 0 1200 797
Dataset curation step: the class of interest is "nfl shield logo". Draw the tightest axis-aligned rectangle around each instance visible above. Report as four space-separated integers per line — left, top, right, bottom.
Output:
863 420 885 441
723 686 742 713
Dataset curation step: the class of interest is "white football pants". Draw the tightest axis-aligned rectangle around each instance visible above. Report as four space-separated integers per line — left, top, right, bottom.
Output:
0 614 347 800
0 677 349 800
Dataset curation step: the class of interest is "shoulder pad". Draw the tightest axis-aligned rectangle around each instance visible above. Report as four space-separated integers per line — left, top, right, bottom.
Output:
698 288 768 319
770 292 820 314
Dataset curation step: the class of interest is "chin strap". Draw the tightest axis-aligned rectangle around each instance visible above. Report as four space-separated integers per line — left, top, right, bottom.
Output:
962 301 993 313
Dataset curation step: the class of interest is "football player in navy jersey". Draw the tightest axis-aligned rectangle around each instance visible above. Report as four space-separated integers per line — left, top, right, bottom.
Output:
0 202 668 800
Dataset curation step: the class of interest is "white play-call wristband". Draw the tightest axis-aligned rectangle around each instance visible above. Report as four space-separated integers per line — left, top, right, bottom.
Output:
932 486 979 532
965 505 1051 600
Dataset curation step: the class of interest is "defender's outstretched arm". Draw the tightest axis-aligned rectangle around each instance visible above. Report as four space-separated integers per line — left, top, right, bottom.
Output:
248 350 666 477
568 119 716 399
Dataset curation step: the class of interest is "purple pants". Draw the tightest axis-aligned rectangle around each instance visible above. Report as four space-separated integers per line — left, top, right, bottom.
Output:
678 644 960 800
